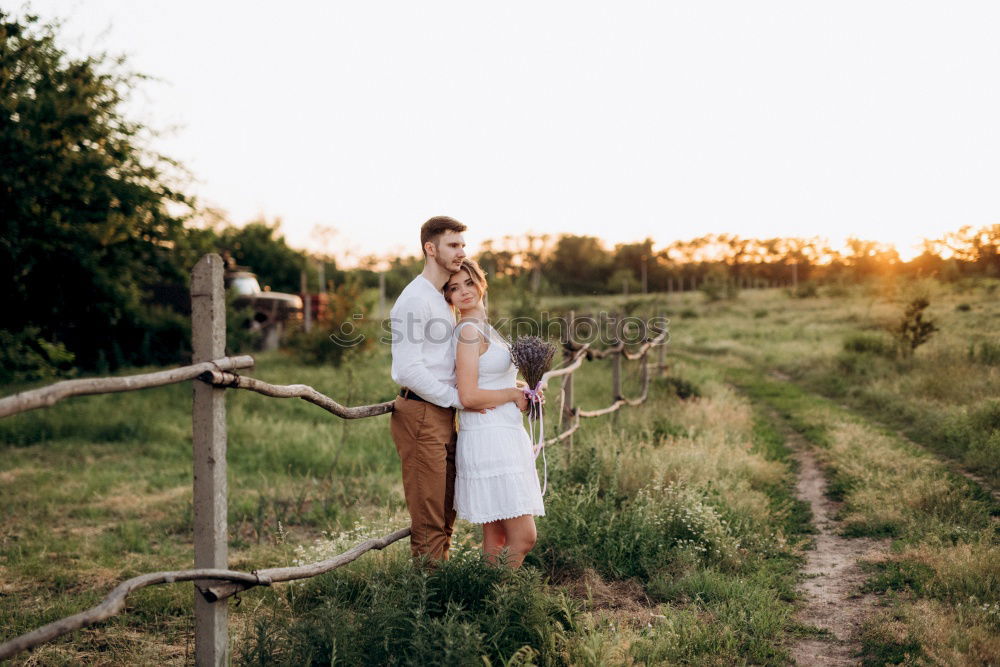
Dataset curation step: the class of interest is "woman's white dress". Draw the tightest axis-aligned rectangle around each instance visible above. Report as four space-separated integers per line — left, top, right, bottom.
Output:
453 321 545 524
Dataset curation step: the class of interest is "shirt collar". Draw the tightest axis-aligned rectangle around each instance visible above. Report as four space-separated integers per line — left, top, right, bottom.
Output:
418 273 446 294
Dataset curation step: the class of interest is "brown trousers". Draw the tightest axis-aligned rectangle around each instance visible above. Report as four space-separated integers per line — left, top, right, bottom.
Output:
390 395 457 561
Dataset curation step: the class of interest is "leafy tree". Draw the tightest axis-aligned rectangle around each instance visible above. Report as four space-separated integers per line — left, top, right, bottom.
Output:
843 238 900 280
0 10 192 370
383 254 422 298
548 235 612 294
943 224 1000 277
613 239 656 290
217 218 305 293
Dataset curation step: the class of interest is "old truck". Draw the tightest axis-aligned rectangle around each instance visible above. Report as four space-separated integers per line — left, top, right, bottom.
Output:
224 270 303 350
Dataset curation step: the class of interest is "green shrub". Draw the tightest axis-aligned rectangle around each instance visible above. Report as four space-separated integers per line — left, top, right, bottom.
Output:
894 297 938 358
286 283 375 366
661 376 702 400
968 399 1000 438
700 276 739 303
842 332 895 357
788 281 818 298
0 327 76 383
237 547 575 666
967 340 1000 366
835 350 895 380
823 282 852 298
651 416 687 441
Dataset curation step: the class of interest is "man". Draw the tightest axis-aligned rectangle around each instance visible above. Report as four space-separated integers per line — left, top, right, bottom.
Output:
389 215 469 562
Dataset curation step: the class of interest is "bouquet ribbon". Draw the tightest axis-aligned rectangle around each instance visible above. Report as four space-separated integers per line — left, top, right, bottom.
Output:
523 383 547 495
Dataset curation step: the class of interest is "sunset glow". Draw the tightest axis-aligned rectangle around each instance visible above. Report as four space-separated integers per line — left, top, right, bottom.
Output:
24 0 1000 268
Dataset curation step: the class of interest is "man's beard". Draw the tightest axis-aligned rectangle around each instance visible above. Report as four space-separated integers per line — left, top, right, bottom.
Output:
433 253 459 272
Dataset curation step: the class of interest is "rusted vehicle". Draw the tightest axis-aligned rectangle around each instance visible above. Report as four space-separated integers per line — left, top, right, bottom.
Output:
224 270 303 349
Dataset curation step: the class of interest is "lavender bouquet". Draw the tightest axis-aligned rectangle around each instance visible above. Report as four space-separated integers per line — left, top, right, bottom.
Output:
510 335 557 494
509 335 557 420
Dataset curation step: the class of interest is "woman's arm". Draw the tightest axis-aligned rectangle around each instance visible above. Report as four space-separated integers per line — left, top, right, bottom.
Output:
455 328 525 410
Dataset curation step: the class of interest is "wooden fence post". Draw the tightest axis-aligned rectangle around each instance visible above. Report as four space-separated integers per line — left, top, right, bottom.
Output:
561 311 575 458
191 254 229 666
657 311 667 377
611 343 623 401
610 311 622 424
611 345 622 426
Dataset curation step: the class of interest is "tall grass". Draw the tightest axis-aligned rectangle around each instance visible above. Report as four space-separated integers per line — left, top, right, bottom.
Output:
719 366 1000 663
234 355 812 664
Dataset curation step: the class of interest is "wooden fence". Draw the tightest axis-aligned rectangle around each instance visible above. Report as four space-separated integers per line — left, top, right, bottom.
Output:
0 253 668 664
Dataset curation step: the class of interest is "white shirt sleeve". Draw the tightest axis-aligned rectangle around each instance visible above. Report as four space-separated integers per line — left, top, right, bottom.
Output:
390 296 462 409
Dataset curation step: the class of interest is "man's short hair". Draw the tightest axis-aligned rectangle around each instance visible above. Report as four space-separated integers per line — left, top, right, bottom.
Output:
420 216 467 256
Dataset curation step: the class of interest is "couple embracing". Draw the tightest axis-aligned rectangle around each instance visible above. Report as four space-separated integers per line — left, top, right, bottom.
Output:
389 216 545 568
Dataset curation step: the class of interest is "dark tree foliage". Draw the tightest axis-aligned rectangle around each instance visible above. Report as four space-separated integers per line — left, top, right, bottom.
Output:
217 219 305 293
0 10 192 370
548 235 613 294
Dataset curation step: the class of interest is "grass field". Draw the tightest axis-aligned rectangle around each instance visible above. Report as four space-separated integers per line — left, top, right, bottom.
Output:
2 278 998 664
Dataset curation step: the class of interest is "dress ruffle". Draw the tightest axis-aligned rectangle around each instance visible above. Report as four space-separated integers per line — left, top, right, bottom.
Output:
455 422 545 524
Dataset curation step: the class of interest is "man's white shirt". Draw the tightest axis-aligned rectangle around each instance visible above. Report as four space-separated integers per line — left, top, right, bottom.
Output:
390 274 463 409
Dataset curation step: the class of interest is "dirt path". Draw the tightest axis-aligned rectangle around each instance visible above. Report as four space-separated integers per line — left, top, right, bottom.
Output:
782 422 889 666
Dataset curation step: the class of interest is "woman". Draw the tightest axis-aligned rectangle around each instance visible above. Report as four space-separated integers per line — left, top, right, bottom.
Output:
445 258 545 568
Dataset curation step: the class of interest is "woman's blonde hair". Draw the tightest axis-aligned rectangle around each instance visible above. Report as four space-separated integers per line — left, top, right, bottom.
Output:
444 258 488 304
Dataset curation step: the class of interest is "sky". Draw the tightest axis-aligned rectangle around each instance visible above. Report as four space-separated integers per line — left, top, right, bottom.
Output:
20 0 1000 264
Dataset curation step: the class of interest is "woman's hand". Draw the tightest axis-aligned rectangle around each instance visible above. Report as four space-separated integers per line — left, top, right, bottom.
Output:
511 388 529 412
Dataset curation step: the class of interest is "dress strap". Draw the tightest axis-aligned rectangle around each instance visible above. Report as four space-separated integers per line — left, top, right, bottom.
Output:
454 320 487 341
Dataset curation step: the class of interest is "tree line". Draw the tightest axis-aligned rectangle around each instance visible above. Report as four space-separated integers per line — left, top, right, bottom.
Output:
469 228 1000 296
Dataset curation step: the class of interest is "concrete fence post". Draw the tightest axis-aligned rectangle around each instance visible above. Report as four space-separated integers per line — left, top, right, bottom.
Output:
191 254 229 666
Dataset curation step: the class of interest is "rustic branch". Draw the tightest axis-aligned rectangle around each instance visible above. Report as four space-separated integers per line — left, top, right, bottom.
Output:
0 528 410 660
621 328 668 360
572 334 660 417
543 410 580 445
578 399 627 418
0 356 255 419
0 569 266 660
539 347 588 387
199 371 395 419
205 526 411 601
585 342 625 360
